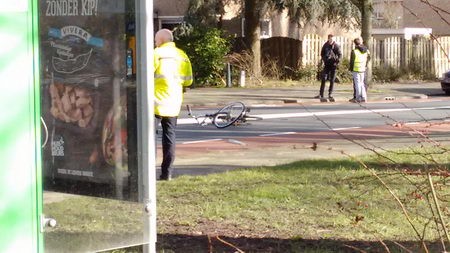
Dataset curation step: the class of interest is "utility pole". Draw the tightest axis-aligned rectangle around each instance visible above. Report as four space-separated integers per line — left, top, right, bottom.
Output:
361 0 373 85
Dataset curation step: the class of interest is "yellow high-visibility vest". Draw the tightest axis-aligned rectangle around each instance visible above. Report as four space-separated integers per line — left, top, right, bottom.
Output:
154 42 193 116
352 49 369 72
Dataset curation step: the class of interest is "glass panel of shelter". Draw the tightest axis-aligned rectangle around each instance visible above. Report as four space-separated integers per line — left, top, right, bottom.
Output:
39 0 144 251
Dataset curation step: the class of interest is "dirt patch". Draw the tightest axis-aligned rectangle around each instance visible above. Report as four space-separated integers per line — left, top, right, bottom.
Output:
156 234 442 253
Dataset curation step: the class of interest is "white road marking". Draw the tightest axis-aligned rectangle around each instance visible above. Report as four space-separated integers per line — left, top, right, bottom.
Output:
178 105 450 124
259 132 296 137
182 138 223 144
257 106 450 120
178 118 206 124
228 139 246 146
332 127 361 131
251 104 284 108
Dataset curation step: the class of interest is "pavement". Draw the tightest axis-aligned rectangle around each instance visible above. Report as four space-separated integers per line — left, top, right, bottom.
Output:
183 82 444 107
166 81 450 178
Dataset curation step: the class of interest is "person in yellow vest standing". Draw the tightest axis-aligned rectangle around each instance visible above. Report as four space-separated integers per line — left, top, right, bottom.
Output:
154 29 193 180
349 37 370 103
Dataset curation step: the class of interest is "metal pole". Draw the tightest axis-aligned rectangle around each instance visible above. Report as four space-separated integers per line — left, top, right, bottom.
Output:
136 0 156 252
239 70 246 87
226 63 232 87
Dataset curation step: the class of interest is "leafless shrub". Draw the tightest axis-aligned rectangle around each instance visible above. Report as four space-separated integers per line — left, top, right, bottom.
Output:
262 57 284 80
306 102 450 253
226 51 264 87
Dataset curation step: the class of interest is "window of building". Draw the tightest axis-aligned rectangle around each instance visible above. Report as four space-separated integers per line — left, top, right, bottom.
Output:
157 16 184 30
241 18 272 38
374 10 385 20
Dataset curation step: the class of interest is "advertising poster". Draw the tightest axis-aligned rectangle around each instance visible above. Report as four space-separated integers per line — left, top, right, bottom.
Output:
39 0 135 199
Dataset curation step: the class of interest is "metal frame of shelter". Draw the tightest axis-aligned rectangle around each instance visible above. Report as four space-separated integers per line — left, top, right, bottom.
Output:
0 0 157 252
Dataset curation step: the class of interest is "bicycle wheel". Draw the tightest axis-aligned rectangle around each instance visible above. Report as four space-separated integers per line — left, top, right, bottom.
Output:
213 102 246 128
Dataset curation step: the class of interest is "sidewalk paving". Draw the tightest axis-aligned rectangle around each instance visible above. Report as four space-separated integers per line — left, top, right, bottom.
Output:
183 82 444 107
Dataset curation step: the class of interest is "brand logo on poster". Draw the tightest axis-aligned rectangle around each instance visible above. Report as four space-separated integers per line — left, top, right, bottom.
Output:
61 26 92 41
48 25 104 74
53 49 92 74
45 0 98 16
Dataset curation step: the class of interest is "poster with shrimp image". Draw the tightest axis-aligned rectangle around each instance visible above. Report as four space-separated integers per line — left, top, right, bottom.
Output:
39 0 132 198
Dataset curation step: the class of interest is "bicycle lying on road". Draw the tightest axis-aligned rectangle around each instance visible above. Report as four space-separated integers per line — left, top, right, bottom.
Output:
186 102 263 129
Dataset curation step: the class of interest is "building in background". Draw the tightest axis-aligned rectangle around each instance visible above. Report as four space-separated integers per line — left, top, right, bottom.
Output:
154 0 448 40
372 0 449 38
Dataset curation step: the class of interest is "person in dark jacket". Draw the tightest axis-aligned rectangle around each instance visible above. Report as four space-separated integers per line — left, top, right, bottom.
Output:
349 37 370 103
315 34 342 102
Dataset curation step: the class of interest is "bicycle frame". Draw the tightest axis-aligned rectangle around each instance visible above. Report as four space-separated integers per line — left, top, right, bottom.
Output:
187 102 262 129
186 104 215 126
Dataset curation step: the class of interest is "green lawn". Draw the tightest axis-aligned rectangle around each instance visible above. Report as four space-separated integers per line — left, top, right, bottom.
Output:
157 158 448 242
46 148 450 252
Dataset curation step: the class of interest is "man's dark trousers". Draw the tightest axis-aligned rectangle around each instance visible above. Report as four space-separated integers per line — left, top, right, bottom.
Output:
156 116 177 178
320 65 337 97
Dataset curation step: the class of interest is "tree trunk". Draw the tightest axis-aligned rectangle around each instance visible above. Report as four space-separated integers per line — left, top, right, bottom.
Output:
244 0 261 78
361 0 373 84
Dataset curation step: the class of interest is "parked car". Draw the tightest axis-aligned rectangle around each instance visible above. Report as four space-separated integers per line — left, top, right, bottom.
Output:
441 70 450 95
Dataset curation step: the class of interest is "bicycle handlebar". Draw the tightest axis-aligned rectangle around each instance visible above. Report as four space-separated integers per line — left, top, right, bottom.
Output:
186 105 193 117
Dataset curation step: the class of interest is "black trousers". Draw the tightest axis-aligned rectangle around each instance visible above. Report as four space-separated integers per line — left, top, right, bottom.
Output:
320 65 337 97
155 116 177 177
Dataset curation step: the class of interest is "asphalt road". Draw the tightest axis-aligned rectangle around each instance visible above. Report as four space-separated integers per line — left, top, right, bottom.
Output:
156 97 450 177
174 98 450 143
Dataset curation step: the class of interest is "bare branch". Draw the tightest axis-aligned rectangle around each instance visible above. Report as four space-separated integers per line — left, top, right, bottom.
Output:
215 236 245 253
428 174 450 243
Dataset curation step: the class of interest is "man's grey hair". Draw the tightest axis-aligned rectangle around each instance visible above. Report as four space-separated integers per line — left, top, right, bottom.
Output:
155 29 174 44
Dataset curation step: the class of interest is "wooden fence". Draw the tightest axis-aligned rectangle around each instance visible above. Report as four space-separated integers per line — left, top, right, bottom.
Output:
265 34 450 78
434 37 450 77
261 37 302 75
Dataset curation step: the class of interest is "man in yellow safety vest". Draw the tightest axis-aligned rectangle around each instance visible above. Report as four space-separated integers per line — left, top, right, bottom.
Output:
349 37 370 103
154 28 193 180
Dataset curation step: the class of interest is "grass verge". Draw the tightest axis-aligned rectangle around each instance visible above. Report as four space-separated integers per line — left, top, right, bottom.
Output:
45 148 450 252
157 158 448 242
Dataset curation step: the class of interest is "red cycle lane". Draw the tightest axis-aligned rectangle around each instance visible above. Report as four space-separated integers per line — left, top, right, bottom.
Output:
160 121 450 171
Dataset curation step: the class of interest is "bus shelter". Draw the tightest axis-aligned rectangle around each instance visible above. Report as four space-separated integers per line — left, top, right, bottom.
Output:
0 0 157 252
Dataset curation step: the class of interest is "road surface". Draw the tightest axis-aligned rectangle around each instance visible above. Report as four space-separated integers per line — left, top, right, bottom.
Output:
156 98 450 177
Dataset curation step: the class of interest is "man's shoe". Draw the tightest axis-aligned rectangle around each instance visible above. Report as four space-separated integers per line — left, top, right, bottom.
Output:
314 95 321 99
349 98 357 103
158 174 172 181
320 97 328 102
328 96 335 102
